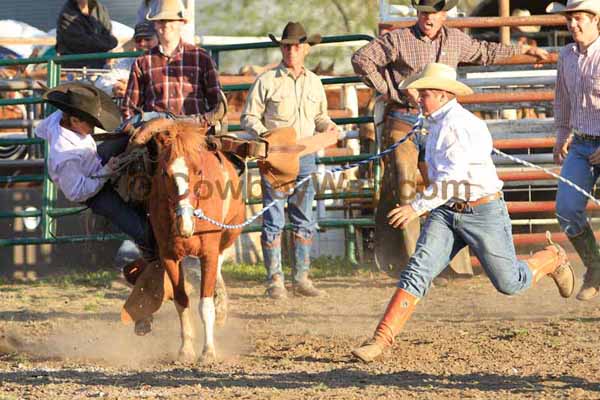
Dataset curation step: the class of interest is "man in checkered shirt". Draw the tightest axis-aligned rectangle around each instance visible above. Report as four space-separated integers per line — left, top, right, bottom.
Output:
122 0 222 123
351 0 548 281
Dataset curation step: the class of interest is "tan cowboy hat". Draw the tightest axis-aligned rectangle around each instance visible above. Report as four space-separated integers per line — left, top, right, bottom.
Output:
512 9 541 33
411 0 458 12
401 63 473 96
546 0 600 15
43 82 121 131
268 22 322 46
147 0 187 21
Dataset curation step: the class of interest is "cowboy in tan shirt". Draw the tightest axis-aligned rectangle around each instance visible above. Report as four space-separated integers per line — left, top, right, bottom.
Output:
241 22 338 299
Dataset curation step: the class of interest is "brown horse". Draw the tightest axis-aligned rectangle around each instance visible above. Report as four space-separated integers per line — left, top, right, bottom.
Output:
132 118 244 362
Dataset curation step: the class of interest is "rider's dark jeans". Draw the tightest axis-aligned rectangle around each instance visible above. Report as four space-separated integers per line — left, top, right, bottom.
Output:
85 134 157 260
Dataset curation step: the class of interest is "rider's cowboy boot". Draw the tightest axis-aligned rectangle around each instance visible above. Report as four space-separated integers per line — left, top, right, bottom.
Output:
527 232 574 298
262 237 287 299
351 288 418 363
568 224 600 301
292 234 323 297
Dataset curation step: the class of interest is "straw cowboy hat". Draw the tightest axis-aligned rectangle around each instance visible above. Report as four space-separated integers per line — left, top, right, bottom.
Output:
400 63 473 96
546 0 600 15
147 0 187 21
43 82 121 131
512 9 541 33
268 22 322 46
411 0 458 12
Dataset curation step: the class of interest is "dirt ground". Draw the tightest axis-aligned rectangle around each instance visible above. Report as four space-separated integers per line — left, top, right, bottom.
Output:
1 263 600 400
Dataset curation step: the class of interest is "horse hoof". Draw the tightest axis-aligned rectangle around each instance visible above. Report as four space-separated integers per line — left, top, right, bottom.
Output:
200 348 217 364
214 279 228 327
134 317 153 336
177 349 197 364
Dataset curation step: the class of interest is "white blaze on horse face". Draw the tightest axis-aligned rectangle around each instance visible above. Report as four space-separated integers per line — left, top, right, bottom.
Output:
170 157 194 237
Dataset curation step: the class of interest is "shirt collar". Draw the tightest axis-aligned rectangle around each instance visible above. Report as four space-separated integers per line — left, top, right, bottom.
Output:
427 98 457 123
158 40 184 58
571 35 600 56
276 62 307 78
412 24 445 43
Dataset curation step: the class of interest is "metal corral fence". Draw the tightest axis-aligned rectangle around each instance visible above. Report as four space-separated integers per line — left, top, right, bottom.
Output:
0 15 582 265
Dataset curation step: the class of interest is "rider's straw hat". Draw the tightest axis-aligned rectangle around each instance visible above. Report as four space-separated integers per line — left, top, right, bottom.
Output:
400 63 473 96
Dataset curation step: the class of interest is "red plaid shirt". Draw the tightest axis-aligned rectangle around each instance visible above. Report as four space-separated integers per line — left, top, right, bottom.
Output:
352 26 519 104
122 41 221 119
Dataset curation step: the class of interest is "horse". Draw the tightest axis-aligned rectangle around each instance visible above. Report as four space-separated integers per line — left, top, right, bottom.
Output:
127 118 244 362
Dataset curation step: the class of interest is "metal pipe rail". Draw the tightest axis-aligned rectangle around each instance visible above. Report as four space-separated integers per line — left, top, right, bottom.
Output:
380 14 566 31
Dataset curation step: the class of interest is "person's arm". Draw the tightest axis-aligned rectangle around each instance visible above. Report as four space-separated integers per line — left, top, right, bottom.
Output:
553 52 572 164
200 52 221 112
240 77 269 137
121 59 144 120
351 31 400 96
55 158 112 203
314 83 335 132
457 29 546 65
56 11 117 54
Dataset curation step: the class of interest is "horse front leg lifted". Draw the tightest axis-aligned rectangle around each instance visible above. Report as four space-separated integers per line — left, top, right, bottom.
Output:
163 258 196 363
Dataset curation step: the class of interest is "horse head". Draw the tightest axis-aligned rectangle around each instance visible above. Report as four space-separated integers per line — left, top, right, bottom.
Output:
153 121 209 238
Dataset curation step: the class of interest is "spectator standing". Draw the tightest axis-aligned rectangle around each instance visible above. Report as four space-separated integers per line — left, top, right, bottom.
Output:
56 0 118 69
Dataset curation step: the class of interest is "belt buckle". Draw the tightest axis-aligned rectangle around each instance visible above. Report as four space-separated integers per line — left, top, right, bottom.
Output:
453 202 468 212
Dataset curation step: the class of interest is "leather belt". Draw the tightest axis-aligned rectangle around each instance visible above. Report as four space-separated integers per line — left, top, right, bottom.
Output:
445 192 502 213
573 129 600 143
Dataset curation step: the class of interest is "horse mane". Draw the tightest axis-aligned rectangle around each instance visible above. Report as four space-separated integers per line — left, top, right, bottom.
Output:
160 121 209 172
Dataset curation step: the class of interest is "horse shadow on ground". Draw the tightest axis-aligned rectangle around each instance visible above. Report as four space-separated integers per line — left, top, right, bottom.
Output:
0 367 598 394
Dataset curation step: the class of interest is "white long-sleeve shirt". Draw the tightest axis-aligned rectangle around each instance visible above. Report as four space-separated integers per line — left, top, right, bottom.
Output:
35 111 111 202
411 99 503 214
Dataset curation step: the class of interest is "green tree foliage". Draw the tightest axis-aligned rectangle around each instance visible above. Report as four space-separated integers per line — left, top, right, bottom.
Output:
197 0 379 73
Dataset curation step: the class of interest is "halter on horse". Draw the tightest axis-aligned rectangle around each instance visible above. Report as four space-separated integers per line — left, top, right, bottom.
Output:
122 118 244 362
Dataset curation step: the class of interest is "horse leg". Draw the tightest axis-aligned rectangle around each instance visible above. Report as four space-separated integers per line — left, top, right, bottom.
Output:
163 258 195 362
214 254 228 327
198 250 219 362
175 299 197 363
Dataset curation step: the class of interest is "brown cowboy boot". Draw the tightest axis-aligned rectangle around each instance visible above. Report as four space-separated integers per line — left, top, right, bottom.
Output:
567 225 600 301
266 273 287 299
351 288 419 363
527 232 575 298
293 273 323 297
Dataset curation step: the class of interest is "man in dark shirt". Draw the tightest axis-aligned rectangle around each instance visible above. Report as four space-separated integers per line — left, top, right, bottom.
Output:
56 0 118 69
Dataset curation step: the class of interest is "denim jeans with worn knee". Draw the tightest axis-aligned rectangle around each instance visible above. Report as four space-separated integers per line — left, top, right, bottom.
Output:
398 199 532 298
261 155 317 282
556 136 600 238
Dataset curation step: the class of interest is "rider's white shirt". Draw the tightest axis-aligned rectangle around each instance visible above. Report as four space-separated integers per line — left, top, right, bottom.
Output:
35 111 110 202
411 99 503 214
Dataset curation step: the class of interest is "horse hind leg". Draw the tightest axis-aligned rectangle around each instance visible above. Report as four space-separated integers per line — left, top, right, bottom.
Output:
214 254 228 327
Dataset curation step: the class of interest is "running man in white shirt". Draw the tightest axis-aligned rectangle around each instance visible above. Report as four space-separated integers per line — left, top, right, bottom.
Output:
351 63 575 363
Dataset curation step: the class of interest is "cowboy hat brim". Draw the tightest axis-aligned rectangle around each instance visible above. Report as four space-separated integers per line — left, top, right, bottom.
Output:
411 0 458 12
43 83 121 131
146 10 187 21
268 33 322 46
546 1 600 15
402 76 474 96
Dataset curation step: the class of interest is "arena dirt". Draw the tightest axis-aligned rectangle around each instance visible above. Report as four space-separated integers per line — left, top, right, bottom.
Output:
1 263 600 399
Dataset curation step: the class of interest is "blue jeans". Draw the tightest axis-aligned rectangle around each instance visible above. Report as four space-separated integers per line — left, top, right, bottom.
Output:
556 135 600 237
261 155 317 280
86 135 156 259
398 199 532 298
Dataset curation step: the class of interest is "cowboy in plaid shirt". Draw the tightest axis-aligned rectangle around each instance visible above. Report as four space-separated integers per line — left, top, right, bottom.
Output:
122 0 221 122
